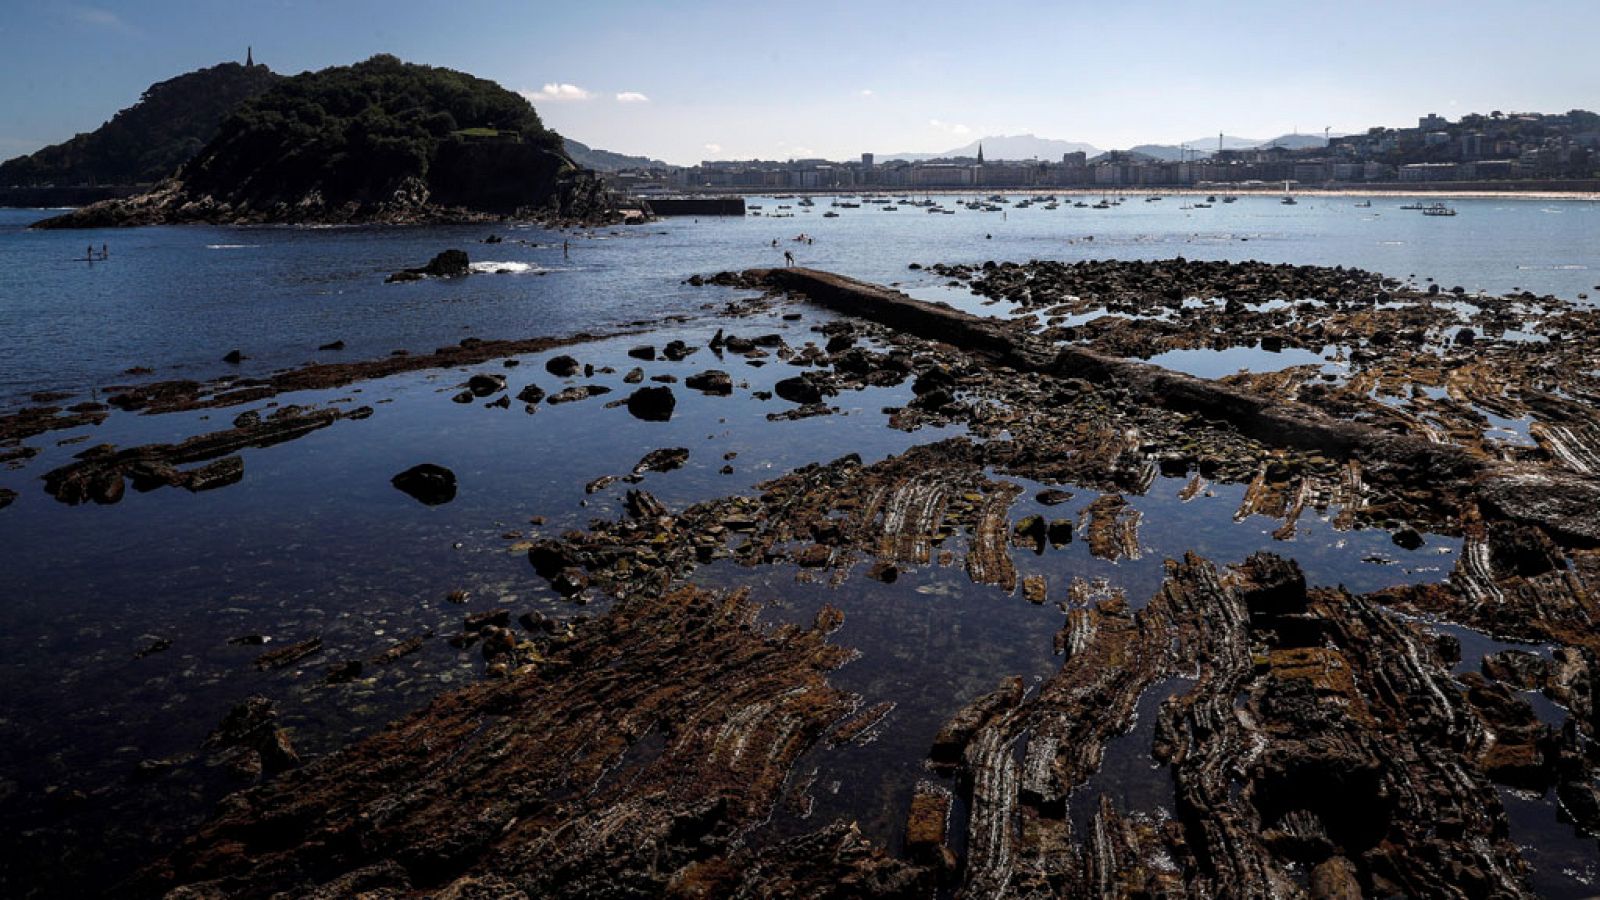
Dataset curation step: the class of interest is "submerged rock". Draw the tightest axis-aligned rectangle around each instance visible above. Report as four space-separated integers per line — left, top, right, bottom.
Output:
633 447 689 475
547 384 611 405
391 463 457 505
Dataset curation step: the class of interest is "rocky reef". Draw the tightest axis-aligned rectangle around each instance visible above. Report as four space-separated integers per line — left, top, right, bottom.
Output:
11 259 1600 897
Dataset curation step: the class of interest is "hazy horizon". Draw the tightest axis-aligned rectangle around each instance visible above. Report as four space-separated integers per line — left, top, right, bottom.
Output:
3 0 1597 167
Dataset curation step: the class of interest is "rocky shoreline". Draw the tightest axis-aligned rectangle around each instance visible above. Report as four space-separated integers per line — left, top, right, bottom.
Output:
28 171 641 230
5 258 1598 897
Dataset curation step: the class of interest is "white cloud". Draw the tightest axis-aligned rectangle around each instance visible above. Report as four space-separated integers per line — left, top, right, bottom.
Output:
859 89 875 97
790 146 816 157
615 91 650 103
929 118 972 136
703 143 723 154
522 83 593 103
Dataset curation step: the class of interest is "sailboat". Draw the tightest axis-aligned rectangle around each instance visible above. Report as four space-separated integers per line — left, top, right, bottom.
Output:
1280 180 1297 205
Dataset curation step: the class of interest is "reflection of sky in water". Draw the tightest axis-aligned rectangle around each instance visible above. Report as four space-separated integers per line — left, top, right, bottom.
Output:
5 195 1600 401
1146 343 1335 379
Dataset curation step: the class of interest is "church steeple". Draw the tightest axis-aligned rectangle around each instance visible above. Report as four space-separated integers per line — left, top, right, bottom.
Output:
246 46 253 67
977 143 984 164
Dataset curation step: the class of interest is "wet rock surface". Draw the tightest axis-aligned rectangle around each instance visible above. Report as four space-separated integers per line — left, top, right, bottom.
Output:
385 248 471 283
135 585 928 898
9 259 1600 898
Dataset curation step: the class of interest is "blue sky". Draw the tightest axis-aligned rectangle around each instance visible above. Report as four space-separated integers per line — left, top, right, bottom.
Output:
2 0 1597 165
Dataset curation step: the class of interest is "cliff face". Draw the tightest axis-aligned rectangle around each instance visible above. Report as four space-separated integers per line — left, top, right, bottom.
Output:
31 55 624 227
0 62 281 188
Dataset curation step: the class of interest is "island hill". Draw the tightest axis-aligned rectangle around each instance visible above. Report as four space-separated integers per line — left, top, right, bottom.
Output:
30 54 625 228
0 60 281 191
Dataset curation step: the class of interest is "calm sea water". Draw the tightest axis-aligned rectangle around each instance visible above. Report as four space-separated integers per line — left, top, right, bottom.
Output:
0 197 1595 896
1 194 1596 401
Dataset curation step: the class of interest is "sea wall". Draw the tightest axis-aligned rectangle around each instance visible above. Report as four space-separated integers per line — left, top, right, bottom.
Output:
645 197 745 216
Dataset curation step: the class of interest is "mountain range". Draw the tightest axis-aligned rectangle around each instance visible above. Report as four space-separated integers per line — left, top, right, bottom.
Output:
881 134 1100 162
562 138 668 172
881 131 1342 164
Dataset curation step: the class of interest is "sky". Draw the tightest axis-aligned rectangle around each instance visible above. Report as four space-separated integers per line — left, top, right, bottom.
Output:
2 0 1598 166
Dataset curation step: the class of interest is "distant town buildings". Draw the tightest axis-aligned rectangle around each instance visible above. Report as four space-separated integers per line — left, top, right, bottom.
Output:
601 109 1600 192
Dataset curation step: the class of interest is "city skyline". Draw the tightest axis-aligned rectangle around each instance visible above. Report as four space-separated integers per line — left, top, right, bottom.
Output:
3 0 1598 166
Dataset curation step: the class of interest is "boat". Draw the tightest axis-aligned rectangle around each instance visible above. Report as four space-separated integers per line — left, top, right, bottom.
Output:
1222 195 1238 203
1280 181 1296 205
883 206 898 211
1399 202 1428 210
1354 200 1372 208
822 211 839 218
797 197 814 207
1422 204 1457 217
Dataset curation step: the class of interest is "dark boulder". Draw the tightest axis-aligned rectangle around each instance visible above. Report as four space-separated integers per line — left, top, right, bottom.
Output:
774 374 832 405
386 249 471 282
662 340 698 361
685 369 733 396
423 249 470 277
544 355 581 378
391 463 457 505
625 386 676 421
467 373 506 397
912 367 956 396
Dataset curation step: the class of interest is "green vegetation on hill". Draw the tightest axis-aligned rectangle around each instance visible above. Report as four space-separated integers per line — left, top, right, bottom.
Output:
0 62 281 187
181 54 569 208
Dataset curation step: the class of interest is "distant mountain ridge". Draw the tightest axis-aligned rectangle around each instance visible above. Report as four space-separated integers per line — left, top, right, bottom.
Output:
882 131 1345 164
0 62 281 187
882 133 1101 162
563 138 668 171
1134 132 1340 159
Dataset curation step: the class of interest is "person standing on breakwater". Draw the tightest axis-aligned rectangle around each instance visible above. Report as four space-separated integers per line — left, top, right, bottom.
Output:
101 243 109 260
563 240 569 259
86 244 94 262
